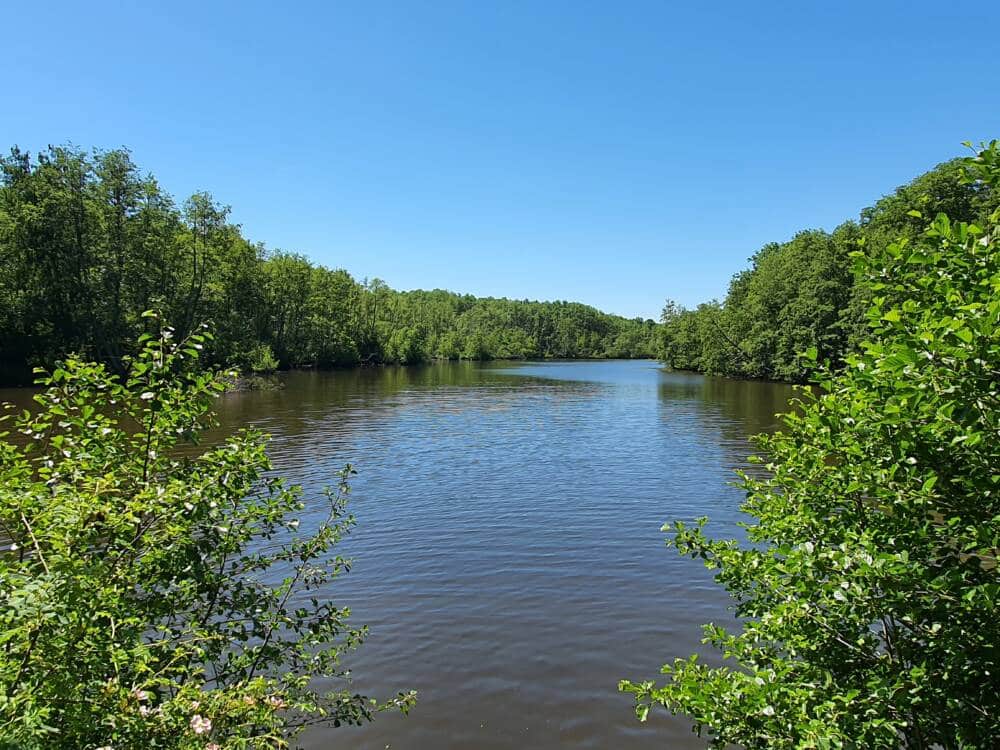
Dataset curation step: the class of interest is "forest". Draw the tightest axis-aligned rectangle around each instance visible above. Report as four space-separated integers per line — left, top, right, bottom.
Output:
659 153 1000 381
0 145 659 385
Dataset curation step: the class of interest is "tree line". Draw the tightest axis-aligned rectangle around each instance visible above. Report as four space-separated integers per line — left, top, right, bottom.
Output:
659 153 999 381
0 145 658 385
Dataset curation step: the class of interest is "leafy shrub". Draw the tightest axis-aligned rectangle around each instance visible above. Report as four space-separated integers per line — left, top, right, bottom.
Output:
622 142 1000 748
0 319 413 749
244 343 279 374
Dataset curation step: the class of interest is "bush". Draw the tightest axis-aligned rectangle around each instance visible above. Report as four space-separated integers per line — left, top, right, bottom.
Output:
0 320 413 749
244 343 280 374
622 142 1000 748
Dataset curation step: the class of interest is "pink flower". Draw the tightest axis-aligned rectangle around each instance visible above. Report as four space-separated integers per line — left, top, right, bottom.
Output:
265 695 287 710
206 744 221 750
190 714 212 735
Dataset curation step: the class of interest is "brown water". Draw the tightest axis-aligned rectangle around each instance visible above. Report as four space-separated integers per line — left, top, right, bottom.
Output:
0 360 795 749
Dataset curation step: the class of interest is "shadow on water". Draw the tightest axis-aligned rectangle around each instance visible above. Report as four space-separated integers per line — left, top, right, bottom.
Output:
657 371 797 466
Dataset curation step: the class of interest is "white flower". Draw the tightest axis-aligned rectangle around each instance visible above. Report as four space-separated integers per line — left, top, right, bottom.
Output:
140 391 155 400
761 705 775 716
190 714 212 735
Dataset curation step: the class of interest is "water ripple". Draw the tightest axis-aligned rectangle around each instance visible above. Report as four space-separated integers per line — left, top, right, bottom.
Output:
182 361 792 748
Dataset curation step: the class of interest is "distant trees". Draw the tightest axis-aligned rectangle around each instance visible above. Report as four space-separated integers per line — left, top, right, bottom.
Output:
624 143 1000 747
658 153 999 382
0 145 658 384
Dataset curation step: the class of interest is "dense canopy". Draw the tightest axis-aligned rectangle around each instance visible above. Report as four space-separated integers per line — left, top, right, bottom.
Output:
0 145 658 385
658 155 999 381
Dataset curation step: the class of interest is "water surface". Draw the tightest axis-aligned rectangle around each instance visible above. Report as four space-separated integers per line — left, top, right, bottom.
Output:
211 360 793 749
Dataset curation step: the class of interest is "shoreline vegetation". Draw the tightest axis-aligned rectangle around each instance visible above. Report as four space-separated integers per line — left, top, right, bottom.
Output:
3 143 998 390
657 149 999 383
0 144 658 387
1 323 415 748
622 142 1000 747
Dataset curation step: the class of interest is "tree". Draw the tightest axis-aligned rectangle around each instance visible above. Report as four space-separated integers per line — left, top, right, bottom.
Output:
0 320 413 748
622 142 1000 748
0 146 186 382
658 300 730 373
657 152 998 383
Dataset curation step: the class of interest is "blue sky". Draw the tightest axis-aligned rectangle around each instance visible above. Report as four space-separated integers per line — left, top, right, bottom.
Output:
4 1 997 319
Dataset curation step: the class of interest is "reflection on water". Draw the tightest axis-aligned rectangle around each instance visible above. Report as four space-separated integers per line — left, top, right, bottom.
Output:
0 361 795 749
215 361 793 749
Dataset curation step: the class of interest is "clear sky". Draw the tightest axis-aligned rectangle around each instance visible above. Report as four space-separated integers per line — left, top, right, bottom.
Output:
3 1 998 319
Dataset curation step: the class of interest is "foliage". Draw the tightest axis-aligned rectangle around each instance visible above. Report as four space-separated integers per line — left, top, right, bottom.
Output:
0 321 414 748
622 142 1000 747
0 145 658 385
658 150 998 382
244 344 279 374
659 300 729 374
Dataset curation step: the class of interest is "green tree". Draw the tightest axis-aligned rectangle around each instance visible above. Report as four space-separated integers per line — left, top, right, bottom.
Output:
0 146 186 381
384 325 428 365
659 300 730 373
721 229 855 380
436 330 462 360
0 321 413 748
657 151 998 383
622 142 1000 748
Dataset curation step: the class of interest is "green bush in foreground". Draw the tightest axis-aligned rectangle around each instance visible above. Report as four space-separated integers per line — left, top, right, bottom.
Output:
0 320 413 749
623 142 1000 748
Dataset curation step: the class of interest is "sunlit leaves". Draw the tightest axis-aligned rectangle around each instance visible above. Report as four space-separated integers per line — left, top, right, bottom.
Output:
0 323 414 748
624 142 1000 749
658 147 999 383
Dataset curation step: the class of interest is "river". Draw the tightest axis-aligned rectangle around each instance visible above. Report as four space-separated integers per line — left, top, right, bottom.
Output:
209 359 793 749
